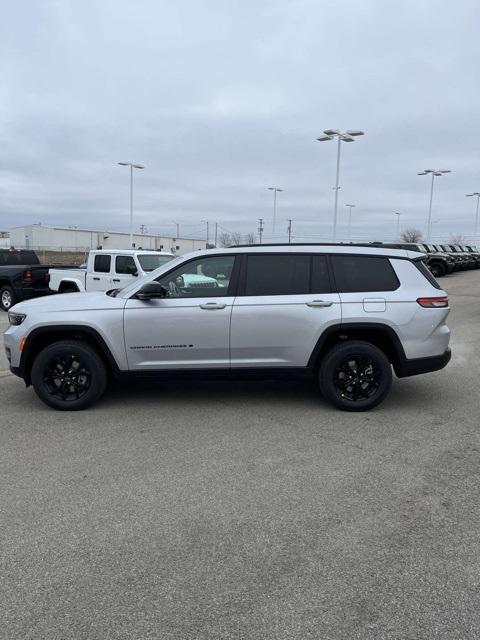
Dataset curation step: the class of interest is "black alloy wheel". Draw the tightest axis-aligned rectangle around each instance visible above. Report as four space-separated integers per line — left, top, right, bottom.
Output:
318 340 392 411
31 340 107 410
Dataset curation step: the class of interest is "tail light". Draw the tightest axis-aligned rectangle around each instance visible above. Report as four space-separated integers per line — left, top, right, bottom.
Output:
417 296 449 308
22 268 33 284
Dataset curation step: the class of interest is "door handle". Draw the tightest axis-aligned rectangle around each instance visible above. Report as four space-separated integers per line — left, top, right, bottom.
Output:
93 277 100 281
199 302 227 310
112 278 121 283
306 300 333 307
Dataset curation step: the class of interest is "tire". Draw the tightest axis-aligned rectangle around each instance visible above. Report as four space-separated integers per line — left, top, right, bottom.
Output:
429 262 445 278
31 340 108 410
318 340 392 412
0 285 16 312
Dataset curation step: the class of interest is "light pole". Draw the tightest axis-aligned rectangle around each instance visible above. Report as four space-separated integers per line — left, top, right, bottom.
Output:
201 220 210 246
268 187 283 233
345 204 355 241
118 162 145 248
466 192 480 238
417 169 451 242
394 212 402 240
316 129 365 241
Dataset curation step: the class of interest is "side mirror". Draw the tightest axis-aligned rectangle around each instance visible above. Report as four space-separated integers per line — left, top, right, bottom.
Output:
127 265 138 276
135 282 168 300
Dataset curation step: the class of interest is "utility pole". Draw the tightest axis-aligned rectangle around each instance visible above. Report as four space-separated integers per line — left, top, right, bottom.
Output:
139 224 147 235
173 222 180 237
258 218 264 244
287 219 292 244
201 220 210 246
214 223 218 247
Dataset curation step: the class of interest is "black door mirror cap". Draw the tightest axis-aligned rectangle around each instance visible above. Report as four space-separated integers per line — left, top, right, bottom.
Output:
135 282 168 300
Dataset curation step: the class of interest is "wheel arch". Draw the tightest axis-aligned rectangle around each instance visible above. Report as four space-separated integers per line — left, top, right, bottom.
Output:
20 325 120 385
308 323 407 375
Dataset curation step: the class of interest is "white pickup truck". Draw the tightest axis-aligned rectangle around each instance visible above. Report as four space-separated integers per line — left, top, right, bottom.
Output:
48 249 175 293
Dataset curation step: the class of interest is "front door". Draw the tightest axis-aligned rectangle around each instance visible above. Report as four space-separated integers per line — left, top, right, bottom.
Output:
124 254 237 370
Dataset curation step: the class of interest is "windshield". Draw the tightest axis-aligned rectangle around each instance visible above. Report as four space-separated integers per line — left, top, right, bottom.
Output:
137 254 174 272
415 244 427 253
118 254 186 297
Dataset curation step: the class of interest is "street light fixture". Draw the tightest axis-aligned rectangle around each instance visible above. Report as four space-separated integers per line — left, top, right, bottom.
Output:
268 187 283 233
345 204 355 241
417 169 451 242
466 192 480 238
394 212 402 240
316 129 365 241
118 162 145 248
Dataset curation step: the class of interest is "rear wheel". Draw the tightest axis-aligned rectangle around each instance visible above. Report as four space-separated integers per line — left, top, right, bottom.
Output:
318 341 392 411
31 340 108 410
0 285 16 311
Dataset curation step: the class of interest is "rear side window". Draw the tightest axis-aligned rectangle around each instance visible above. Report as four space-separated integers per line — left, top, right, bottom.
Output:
332 255 399 292
414 260 442 290
94 254 111 273
245 254 310 296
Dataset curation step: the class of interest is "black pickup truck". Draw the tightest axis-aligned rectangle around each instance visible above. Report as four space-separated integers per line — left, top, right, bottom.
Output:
0 249 55 311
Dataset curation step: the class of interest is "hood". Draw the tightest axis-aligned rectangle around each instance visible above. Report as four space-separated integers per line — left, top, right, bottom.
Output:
11 291 126 314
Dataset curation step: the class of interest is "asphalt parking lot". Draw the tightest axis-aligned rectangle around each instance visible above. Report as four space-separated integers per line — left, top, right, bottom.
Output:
1 270 480 640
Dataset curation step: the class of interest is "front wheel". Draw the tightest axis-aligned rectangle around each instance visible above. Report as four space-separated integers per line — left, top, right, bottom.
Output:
318 341 392 411
31 340 108 410
429 262 445 278
0 285 16 311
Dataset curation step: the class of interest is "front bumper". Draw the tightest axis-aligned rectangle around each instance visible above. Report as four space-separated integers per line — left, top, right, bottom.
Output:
395 348 451 378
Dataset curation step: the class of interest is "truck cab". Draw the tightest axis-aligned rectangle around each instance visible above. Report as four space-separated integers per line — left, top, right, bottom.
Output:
49 250 175 293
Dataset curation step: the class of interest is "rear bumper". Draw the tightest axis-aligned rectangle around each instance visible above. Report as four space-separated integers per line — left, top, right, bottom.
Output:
395 348 451 378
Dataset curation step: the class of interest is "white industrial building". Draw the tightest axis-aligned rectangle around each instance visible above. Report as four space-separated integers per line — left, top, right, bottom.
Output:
9 224 207 255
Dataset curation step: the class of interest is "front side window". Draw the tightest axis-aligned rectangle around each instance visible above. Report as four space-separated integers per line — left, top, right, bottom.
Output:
94 254 111 273
116 255 137 275
332 255 399 292
244 254 310 296
157 255 235 298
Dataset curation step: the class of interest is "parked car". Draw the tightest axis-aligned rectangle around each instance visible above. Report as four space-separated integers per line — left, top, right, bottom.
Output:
48 249 175 293
444 245 477 269
4 245 451 412
0 248 73 312
373 243 454 277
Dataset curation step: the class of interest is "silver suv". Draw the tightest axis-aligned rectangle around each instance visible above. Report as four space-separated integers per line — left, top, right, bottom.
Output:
4 245 451 412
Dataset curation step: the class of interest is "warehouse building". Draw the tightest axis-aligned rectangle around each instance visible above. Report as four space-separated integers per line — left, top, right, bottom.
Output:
9 224 206 255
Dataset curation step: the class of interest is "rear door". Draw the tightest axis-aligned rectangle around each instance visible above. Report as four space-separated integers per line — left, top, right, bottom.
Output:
86 254 113 291
230 253 341 368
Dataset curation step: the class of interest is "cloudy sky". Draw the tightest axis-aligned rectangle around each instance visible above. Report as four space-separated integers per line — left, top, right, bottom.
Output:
2 0 480 243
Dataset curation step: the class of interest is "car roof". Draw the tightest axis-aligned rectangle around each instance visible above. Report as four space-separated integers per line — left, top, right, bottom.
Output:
181 244 420 260
93 249 174 256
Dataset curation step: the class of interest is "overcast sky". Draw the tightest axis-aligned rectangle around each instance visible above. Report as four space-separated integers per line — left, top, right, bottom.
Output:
2 0 480 243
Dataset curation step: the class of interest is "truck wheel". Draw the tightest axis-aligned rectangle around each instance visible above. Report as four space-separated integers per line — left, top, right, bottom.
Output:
31 340 108 410
429 262 445 278
0 285 16 311
318 341 392 411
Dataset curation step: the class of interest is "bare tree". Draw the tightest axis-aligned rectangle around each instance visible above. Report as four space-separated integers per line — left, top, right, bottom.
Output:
230 231 243 246
244 232 256 245
218 232 232 247
450 233 466 244
400 228 423 242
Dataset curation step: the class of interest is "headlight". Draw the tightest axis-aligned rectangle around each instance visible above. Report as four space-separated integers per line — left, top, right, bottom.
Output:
8 312 26 326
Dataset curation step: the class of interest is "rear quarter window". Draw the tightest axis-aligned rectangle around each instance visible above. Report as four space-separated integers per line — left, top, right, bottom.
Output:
94 254 111 273
331 255 400 292
414 260 442 290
